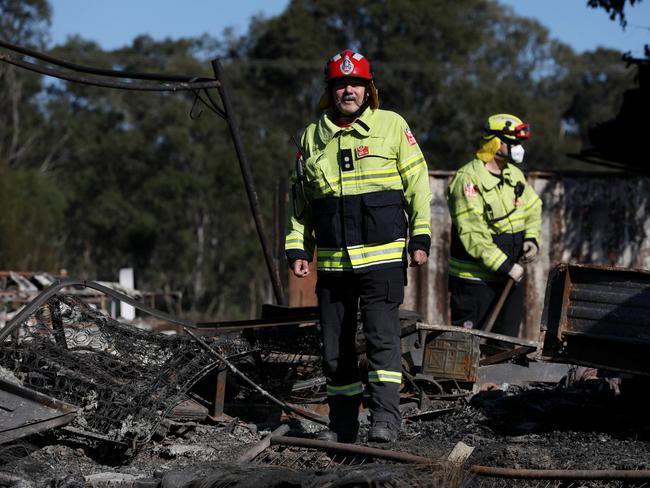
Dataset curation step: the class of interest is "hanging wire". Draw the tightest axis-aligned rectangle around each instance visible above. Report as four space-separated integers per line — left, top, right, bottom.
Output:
0 52 218 92
189 90 204 119
0 37 220 92
0 38 213 82
193 88 227 119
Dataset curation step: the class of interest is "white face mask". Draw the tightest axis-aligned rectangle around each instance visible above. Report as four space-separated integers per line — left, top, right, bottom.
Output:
510 144 525 164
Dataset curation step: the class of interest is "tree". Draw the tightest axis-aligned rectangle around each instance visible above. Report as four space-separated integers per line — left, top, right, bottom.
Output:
242 0 635 172
587 0 644 27
0 0 54 168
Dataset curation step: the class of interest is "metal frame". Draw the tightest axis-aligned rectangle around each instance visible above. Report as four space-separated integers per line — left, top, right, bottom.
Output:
0 39 285 305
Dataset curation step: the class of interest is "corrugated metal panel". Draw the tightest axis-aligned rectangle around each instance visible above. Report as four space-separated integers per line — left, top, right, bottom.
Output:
540 263 650 376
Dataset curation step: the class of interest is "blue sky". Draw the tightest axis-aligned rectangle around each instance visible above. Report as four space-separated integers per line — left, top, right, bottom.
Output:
49 0 650 56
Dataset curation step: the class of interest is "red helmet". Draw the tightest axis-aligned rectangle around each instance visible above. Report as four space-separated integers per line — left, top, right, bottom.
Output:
324 49 373 83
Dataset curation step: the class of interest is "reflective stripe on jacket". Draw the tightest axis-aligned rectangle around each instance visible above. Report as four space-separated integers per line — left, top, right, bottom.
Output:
447 158 542 282
285 107 432 272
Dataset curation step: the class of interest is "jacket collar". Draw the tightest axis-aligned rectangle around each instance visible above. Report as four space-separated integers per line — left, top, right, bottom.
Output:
471 158 515 190
316 107 375 145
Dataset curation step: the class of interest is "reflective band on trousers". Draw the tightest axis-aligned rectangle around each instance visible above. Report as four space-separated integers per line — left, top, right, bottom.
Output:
367 370 402 384
326 381 364 396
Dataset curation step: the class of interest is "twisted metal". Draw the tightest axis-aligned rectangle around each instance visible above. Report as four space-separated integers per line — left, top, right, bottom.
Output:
0 293 250 451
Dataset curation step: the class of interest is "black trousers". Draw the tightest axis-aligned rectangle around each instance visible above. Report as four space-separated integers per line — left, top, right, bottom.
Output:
449 278 524 337
317 267 405 429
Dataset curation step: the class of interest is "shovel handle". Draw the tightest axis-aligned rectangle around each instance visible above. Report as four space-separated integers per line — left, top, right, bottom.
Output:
484 278 515 333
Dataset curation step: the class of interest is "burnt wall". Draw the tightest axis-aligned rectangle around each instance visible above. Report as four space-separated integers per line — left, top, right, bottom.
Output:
404 171 650 340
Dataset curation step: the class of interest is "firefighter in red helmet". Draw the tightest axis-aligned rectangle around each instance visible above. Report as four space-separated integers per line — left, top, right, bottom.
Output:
285 49 432 443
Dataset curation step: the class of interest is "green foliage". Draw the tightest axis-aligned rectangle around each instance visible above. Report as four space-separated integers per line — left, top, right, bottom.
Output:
0 0 640 319
0 162 65 270
0 0 51 45
0 0 54 166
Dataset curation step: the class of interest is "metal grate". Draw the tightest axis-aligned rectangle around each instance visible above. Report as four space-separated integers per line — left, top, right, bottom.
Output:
254 443 373 470
0 294 251 450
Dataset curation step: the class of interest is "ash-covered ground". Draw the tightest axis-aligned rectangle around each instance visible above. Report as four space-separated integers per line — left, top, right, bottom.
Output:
3 377 650 487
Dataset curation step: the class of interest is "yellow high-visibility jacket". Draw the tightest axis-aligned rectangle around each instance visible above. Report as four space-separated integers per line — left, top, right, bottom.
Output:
447 158 542 282
285 107 432 272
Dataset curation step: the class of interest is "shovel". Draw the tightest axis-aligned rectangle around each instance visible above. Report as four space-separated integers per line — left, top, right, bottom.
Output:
483 277 515 333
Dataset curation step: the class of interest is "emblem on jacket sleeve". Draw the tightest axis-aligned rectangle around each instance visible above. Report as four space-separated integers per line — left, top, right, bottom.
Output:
356 145 369 158
404 127 417 146
340 56 354 74
464 183 478 198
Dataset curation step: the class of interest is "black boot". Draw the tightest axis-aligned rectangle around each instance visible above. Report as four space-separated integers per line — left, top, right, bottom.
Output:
368 421 399 443
316 422 359 443
319 395 361 443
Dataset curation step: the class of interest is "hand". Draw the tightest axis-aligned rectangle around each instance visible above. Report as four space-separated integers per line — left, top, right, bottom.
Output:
291 259 310 278
508 263 524 282
522 240 539 263
409 249 428 267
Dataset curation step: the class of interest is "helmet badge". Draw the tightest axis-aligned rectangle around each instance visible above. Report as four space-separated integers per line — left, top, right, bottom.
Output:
340 56 354 75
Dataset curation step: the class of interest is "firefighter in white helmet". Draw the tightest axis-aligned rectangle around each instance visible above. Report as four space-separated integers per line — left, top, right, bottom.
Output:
285 49 432 443
447 114 542 336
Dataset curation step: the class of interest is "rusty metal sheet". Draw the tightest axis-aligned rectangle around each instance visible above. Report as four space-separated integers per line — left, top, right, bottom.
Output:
412 331 480 382
540 263 650 376
423 331 480 382
0 378 77 444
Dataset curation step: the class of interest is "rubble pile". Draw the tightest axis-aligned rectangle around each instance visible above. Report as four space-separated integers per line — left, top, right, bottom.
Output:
2 265 650 487
2 376 650 487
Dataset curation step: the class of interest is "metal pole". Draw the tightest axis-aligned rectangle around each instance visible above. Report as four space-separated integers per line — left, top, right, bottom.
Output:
270 436 431 464
470 465 650 480
211 59 286 305
237 424 290 463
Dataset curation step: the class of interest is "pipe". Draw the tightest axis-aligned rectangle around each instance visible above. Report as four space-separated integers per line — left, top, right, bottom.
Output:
270 436 431 464
237 424 290 463
470 465 650 481
211 59 286 305
264 436 650 481
0 38 211 82
0 53 218 92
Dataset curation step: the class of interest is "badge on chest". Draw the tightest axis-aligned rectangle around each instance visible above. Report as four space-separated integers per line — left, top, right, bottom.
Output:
356 145 369 158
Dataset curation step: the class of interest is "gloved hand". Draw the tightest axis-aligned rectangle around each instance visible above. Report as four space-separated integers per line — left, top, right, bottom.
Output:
508 263 524 282
522 240 539 263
